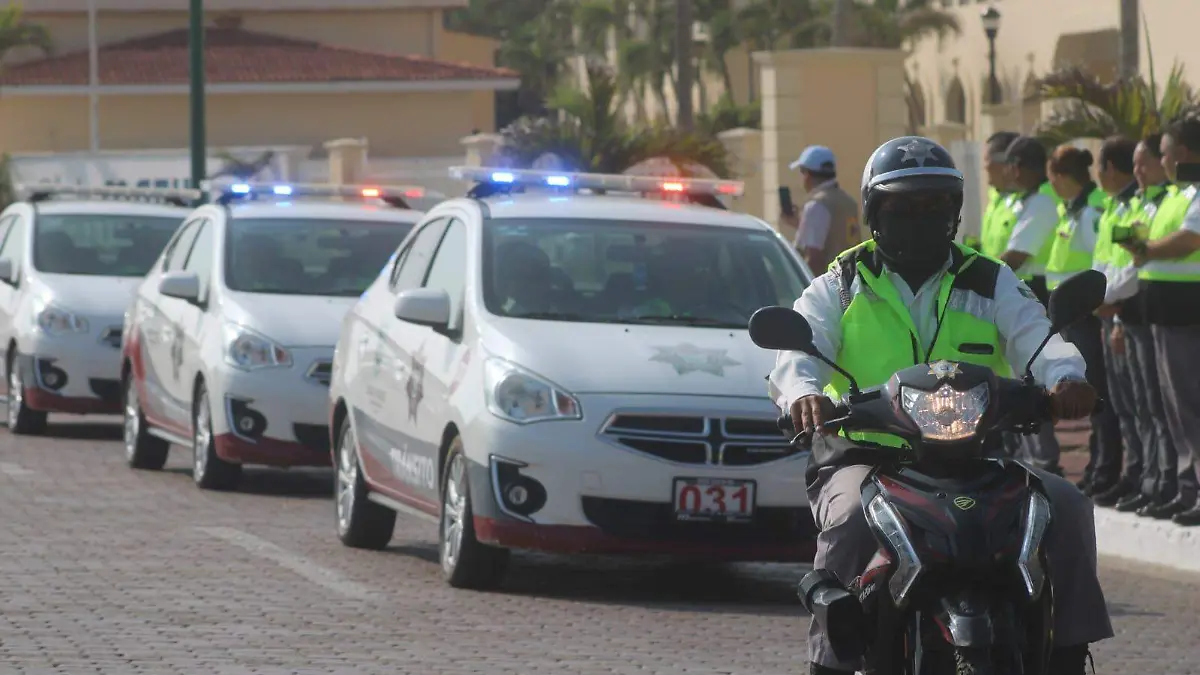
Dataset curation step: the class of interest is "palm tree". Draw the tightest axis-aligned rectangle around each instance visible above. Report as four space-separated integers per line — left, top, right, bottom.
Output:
0 3 53 69
1119 0 1139 79
1029 64 1198 145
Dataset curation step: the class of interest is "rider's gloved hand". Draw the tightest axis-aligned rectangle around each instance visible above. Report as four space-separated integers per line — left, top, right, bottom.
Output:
791 394 837 435
1050 379 1097 420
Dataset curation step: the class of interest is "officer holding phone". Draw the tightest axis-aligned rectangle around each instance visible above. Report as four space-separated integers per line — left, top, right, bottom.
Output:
1121 116 1200 525
780 146 861 272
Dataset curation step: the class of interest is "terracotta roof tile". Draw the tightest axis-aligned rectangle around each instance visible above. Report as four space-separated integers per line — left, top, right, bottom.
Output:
0 26 517 87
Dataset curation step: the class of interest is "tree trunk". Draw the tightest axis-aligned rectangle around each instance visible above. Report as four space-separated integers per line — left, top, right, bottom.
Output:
675 0 695 129
830 0 852 47
1119 0 1139 79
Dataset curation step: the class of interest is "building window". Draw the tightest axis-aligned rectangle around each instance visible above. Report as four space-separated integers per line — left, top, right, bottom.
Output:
945 77 967 124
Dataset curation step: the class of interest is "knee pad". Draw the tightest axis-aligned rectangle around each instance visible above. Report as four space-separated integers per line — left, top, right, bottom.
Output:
1048 644 1094 675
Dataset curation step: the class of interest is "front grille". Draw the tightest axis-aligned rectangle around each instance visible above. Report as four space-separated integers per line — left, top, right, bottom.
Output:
293 423 331 453
306 360 332 386
581 496 816 543
99 326 122 349
599 412 799 466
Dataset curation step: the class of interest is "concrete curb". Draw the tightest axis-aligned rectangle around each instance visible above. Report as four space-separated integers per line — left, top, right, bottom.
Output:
1094 507 1200 574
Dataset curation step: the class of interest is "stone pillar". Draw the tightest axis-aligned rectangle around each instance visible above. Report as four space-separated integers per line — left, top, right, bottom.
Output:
461 133 504 167
717 127 764 219
324 137 368 186
980 103 1022 142
753 47 907 226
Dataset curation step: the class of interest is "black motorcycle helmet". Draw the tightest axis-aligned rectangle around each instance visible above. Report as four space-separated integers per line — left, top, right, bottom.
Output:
860 136 964 276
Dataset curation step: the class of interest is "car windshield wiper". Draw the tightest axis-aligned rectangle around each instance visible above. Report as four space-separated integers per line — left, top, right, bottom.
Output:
508 311 593 321
628 314 742 328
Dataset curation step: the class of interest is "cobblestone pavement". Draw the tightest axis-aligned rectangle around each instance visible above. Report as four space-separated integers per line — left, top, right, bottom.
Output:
0 417 1197 674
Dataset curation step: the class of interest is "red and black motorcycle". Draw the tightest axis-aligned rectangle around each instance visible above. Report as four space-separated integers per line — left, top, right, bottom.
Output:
748 269 1106 675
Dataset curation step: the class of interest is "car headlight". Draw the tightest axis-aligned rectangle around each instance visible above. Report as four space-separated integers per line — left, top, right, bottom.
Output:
483 356 581 424
223 323 292 370
1017 491 1052 599
900 381 989 441
36 305 89 335
866 494 924 608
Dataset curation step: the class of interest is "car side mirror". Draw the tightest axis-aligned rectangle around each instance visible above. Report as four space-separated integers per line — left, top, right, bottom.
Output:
159 271 201 303
0 259 14 285
394 287 452 332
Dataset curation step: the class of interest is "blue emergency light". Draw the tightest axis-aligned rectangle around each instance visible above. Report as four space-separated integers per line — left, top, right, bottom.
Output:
209 180 433 208
449 166 744 198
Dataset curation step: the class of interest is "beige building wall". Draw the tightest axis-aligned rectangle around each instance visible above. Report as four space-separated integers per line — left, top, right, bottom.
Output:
0 91 488 157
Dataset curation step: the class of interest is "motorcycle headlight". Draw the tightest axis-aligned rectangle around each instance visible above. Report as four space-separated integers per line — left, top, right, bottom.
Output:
866 494 924 608
901 381 989 442
484 357 581 424
1017 491 1052 599
223 323 292 370
36 305 89 335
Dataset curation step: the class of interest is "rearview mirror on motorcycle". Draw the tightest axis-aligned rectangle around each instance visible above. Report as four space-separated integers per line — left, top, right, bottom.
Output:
1021 269 1108 380
748 306 863 397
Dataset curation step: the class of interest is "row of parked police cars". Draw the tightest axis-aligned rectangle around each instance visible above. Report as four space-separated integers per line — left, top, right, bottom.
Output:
0 167 816 588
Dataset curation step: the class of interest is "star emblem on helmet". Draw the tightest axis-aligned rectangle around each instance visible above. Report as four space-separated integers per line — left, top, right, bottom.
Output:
898 139 936 167
928 360 961 379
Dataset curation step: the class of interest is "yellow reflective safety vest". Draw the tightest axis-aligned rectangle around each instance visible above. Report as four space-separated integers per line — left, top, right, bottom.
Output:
1046 185 1105 290
1108 183 1174 270
981 187 1017 259
1139 184 1200 282
823 241 1010 448
1093 184 1138 268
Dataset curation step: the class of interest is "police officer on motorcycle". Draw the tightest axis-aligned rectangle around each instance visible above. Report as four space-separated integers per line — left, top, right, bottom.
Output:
768 136 1114 675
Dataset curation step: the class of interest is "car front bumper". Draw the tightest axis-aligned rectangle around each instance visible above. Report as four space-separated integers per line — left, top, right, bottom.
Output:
16 328 125 414
207 347 334 467
459 393 817 561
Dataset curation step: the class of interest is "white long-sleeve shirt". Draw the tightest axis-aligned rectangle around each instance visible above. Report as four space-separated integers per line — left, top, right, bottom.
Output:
1006 191 1061 277
768 255 1087 410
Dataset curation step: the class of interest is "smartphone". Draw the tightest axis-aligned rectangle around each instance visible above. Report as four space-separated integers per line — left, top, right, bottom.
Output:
1176 162 1200 182
1111 224 1133 243
778 186 796 217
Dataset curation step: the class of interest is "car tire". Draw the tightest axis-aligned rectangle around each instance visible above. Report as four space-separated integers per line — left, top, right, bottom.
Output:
334 418 395 550
123 374 169 470
439 437 509 590
6 352 47 436
192 384 241 491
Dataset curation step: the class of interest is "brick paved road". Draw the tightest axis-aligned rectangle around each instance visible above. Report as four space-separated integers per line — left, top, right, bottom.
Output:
1 418 1197 674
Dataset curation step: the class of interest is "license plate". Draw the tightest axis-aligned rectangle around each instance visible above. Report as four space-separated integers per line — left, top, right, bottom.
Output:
672 477 756 522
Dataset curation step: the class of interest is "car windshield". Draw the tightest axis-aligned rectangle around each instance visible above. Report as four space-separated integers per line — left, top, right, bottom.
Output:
482 218 809 328
33 213 183 276
224 217 415 296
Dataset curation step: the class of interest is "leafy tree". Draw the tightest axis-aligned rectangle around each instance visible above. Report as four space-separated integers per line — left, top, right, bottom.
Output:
0 153 15 211
697 94 760 135
0 2 52 65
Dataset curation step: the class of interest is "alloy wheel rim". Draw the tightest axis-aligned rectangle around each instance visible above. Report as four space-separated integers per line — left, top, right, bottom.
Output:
441 454 466 573
336 425 357 534
193 394 211 480
8 368 21 428
124 382 139 459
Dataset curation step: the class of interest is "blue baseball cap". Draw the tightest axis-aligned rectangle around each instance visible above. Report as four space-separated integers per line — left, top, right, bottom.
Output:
790 145 837 173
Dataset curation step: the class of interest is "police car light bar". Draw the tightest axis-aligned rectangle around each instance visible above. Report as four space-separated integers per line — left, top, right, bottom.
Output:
448 166 745 198
20 183 203 206
210 181 429 206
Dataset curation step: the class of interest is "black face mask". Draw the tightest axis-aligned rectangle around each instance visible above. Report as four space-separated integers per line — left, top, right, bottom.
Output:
873 209 955 280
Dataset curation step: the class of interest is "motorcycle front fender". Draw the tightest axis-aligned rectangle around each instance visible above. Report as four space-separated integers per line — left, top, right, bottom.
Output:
929 588 1020 648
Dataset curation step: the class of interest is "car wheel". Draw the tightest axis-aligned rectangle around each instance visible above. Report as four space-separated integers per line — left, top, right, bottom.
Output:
439 437 509 590
6 353 47 436
123 375 169 470
334 419 395 550
192 384 241 491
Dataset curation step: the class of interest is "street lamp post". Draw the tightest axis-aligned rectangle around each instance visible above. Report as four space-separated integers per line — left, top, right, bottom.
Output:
188 0 206 196
981 6 1002 105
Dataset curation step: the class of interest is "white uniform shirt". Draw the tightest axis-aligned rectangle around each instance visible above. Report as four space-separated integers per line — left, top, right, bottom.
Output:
1006 191 1060 277
1179 184 1200 233
768 254 1087 410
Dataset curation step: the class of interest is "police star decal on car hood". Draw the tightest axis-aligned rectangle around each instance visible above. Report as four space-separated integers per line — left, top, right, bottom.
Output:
649 343 742 376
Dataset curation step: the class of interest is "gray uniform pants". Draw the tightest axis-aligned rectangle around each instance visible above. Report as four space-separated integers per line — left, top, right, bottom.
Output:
806 464 1114 670
1124 324 1178 501
1101 318 1143 484
1152 324 1200 502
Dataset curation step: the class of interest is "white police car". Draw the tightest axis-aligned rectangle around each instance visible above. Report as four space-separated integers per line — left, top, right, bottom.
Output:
329 167 817 589
0 185 194 434
121 181 426 490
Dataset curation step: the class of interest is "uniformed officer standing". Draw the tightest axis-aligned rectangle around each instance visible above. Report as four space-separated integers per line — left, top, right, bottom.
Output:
769 136 1113 675
1123 115 1200 525
1107 133 1179 513
781 146 862 273
979 131 1020 258
997 136 1066 474
1084 137 1142 504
